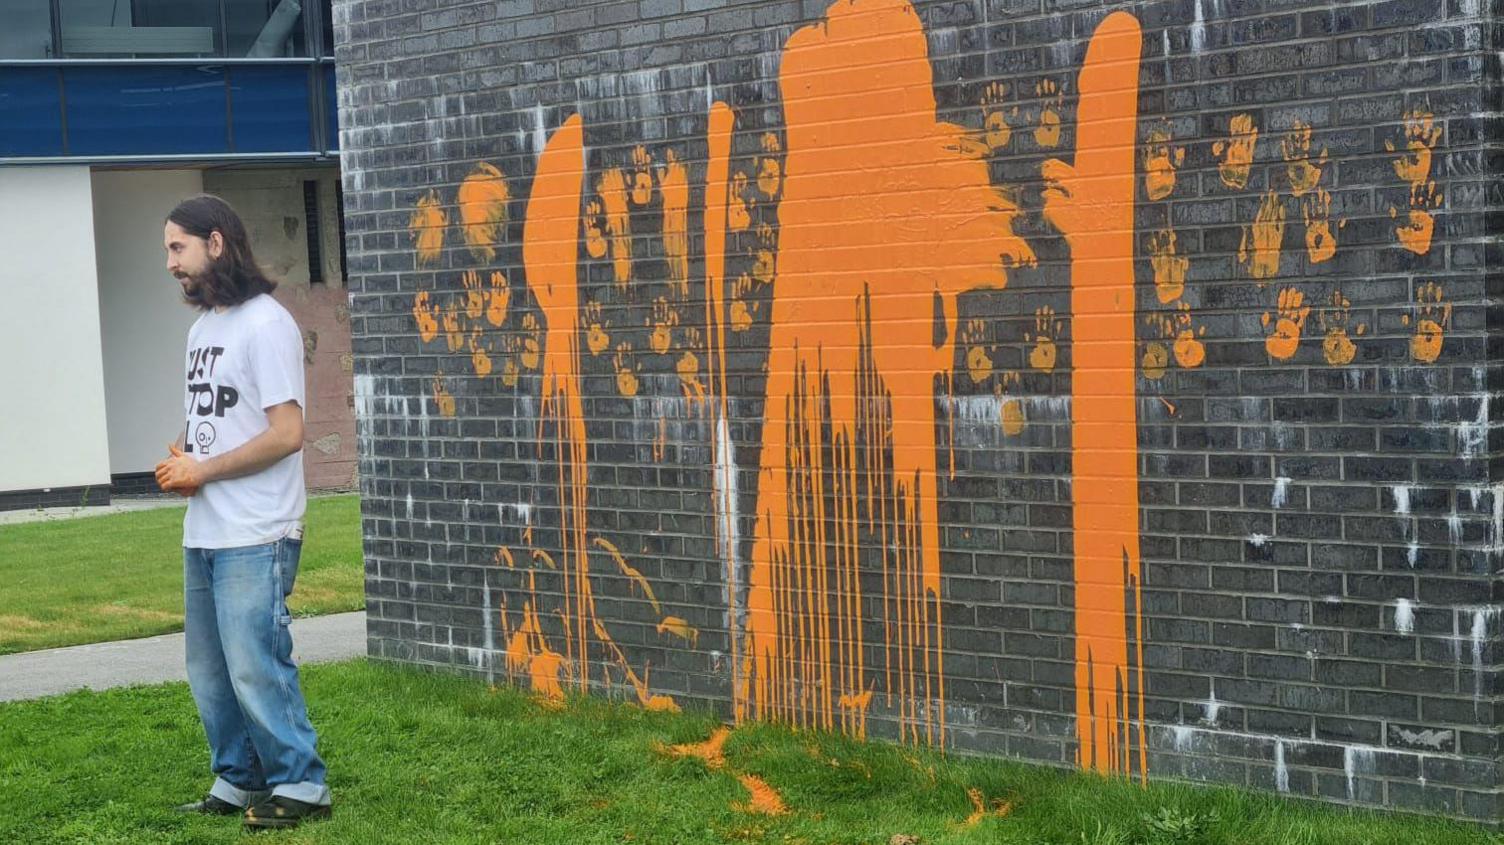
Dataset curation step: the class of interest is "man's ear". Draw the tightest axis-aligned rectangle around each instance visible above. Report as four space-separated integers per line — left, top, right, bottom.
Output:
207 231 224 259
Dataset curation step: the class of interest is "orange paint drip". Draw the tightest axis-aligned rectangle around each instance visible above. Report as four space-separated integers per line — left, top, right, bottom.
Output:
505 593 566 704
594 537 662 614
661 149 691 298
457 162 511 262
739 0 1034 745
524 113 592 690
1040 11 1147 778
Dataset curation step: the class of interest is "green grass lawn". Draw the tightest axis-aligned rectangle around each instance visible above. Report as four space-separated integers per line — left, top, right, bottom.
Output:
0 660 1495 844
0 494 364 655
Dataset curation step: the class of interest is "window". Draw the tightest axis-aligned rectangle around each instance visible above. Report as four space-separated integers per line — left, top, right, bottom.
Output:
303 179 324 284
59 0 219 58
225 0 306 58
2 1 333 60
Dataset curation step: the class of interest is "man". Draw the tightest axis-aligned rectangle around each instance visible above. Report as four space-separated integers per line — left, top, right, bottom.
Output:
154 194 331 829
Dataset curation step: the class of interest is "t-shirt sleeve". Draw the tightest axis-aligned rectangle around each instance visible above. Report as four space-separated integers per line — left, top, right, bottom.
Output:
249 316 306 413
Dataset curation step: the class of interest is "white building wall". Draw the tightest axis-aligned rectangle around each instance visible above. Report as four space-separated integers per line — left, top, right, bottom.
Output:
93 169 205 476
0 166 112 493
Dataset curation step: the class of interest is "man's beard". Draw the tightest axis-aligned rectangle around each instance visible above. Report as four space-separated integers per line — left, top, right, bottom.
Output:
178 270 213 308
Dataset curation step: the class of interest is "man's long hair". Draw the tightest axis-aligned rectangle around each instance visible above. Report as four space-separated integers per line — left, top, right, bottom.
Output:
167 194 278 310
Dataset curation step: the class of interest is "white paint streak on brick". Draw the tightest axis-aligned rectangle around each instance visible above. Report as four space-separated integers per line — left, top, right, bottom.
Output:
1344 746 1373 801
1393 598 1415 634
1271 477 1290 509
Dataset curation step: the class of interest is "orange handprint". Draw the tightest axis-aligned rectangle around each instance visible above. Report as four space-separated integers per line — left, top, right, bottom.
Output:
1262 287 1308 360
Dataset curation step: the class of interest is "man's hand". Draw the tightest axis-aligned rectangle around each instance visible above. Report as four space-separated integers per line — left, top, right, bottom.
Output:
156 443 202 497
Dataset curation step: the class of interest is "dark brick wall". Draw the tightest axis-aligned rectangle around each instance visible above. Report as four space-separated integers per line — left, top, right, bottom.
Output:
333 0 1503 822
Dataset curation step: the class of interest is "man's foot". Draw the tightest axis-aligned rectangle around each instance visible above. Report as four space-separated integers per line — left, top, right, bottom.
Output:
243 795 332 830
174 794 245 816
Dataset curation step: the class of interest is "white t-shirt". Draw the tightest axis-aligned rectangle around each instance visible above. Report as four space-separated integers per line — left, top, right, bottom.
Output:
181 293 307 549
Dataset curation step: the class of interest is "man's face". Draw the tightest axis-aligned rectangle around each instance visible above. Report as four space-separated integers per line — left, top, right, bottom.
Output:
164 221 222 298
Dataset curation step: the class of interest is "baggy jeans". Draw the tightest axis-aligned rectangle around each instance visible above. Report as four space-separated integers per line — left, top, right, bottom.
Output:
184 536 329 807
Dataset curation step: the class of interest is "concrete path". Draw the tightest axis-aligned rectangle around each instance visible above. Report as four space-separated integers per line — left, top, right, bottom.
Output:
0 611 367 702
0 495 186 526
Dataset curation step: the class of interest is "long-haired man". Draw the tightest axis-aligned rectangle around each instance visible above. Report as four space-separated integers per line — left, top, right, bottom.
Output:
155 194 331 829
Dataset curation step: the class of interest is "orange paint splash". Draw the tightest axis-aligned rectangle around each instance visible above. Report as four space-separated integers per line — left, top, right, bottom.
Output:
657 616 700 647
729 171 752 231
734 775 788 816
594 536 662 615
1000 400 1025 436
960 319 993 384
585 301 610 355
442 307 464 353
412 290 440 342
1212 113 1258 190
1319 289 1363 367
457 162 511 262
661 149 691 297
963 787 1014 827
1026 306 1061 373
630 145 654 206
1280 121 1328 198
462 270 485 320
756 133 783 198
1261 287 1308 361
1172 303 1206 370
1041 11 1147 778
1403 282 1450 364
614 342 640 396
1392 181 1441 255
1035 78 1063 148
431 374 456 417
486 271 511 327
1302 187 1342 264
1141 315 1172 381
739 0 1035 746
650 297 678 354
583 198 607 259
468 331 493 377
505 593 567 704
1148 229 1187 304
598 168 634 287
980 82 1017 151
1239 191 1286 280
661 726 731 768
730 276 756 332
1142 121 1183 201
409 189 447 266
1388 110 1441 185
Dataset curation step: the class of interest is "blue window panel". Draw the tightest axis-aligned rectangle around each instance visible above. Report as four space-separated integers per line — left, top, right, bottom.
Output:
323 67 339 151
229 65 311 153
64 66 227 155
0 68 64 156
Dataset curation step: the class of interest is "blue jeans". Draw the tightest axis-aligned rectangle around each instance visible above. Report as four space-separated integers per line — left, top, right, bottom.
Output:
184 536 329 807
